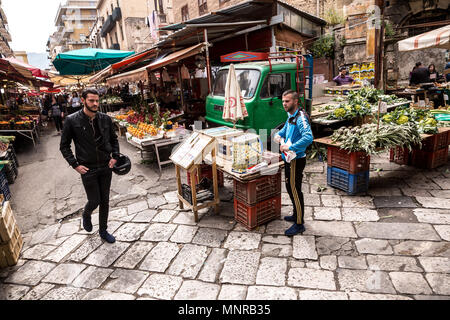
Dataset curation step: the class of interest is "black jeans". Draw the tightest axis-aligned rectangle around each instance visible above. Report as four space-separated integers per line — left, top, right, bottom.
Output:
81 166 112 232
53 116 63 132
284 157 306 225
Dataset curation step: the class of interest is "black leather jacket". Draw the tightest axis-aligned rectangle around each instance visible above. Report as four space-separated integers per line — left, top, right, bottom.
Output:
60 109 120 169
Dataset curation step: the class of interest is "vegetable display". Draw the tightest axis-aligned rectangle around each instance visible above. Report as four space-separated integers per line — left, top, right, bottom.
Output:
331 123 422 155
381 106 438 134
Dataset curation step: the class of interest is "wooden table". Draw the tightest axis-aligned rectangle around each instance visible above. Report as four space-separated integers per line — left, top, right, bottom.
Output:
126 129 191 172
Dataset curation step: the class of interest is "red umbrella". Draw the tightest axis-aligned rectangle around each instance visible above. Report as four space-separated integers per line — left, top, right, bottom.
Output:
4 57 49 78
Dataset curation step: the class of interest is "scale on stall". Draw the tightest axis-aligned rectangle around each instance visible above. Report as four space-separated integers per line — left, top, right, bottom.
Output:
170 132 220 222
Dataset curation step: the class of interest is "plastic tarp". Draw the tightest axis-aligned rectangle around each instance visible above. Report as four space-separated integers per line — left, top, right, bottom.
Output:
398 24 450 51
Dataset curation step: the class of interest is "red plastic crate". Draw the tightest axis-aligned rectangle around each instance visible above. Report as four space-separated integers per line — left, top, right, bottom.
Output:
420 131 449 152
234 195 281 230
389 146 411 165
234 171 281 205
187 164 224 187
411 146 449 169
327 146 370 174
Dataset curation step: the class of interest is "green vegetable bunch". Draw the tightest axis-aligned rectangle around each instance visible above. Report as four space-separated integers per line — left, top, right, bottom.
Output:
331 122 422 155
381 106 438 134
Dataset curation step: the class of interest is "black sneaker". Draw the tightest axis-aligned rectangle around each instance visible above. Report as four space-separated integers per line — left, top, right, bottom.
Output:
82 215 93 232
99 230 116 243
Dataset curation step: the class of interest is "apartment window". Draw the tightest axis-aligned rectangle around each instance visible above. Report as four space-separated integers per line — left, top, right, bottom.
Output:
181 5 189 22
198 0 207 15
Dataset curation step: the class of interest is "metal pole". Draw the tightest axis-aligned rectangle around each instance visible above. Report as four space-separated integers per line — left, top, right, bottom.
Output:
203 28 212 94
177 65 185 112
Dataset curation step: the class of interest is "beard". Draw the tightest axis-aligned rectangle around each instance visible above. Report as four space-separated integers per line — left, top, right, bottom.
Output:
85 103 98 114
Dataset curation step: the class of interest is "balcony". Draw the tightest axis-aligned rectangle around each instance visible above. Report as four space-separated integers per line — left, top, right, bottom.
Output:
101 15 113 37
62 15 97 21
62 27 74 36
112 7 122 22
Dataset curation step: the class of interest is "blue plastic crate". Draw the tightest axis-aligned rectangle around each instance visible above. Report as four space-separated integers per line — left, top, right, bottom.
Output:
327 166 369 195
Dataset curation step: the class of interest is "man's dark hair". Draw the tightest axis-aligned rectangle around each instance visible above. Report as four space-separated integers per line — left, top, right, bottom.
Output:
415 62 422 67
82 88 99 99
339 66 347 71
282 89 299 101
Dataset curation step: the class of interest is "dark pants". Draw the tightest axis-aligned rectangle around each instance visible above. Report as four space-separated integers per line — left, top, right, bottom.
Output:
53 116 63 132
81 166 113 232
284 157 306 225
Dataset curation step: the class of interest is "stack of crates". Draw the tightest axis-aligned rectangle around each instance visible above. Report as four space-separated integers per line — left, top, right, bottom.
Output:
326 146 370 195
0 170 11 201
233 170 281 230
0 145 19 184
411 130 449 169
389 146 411 165
0 200 23 268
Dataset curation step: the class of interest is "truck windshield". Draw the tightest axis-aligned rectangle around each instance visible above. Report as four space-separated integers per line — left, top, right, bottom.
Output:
213 69 260 99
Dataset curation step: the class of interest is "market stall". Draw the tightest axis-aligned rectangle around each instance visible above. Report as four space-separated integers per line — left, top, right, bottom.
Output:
314 103 450 195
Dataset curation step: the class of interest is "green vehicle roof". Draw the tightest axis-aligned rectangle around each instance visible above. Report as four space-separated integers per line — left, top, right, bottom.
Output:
219 61 301 72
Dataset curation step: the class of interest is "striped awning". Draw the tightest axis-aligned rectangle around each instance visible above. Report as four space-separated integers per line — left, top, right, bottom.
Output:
398 24 450 51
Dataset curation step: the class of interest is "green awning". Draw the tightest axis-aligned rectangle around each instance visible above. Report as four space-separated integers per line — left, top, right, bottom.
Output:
52 48 134 76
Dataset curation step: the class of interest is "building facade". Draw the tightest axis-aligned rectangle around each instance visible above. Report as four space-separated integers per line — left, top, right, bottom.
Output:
47 0 97 61
89 0 174 53
0 1 13 57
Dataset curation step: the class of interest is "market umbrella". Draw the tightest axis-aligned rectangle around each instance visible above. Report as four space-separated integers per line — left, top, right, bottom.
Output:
398 24 450 51
222 64 248 127
52 48 135 75
4 57 49 78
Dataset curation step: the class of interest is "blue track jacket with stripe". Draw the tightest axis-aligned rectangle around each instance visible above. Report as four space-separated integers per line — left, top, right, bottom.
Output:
276 109 313 161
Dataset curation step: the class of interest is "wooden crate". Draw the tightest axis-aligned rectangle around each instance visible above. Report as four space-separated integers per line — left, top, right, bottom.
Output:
0 224 22 268
0 201 17 243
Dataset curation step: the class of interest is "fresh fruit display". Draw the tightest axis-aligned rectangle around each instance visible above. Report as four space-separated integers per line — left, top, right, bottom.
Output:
331 122 422 155
126 112 145 125
101 95 123 104
137 122 159 136
127 126 145 139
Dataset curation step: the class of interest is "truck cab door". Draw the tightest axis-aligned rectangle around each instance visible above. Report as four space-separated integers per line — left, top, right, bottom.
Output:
257 72 293 132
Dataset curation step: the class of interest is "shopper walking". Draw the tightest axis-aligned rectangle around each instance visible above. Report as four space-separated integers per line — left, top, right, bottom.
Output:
60 88 120 243
50 95 64 133
274 90 313 236
69 92 82 114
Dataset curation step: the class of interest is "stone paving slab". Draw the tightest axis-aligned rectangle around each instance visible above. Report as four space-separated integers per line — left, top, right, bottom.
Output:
139 242 180 272
287 267 336 290
220 250 261 285
72 266 113 289
42 263 87 285
246 286 297 300
355 222 440 241
167 244 208 279
174 280 220 300
137 274 183 300
337 269 396 294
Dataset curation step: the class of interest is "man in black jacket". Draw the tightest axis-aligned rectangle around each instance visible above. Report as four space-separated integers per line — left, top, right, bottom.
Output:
410 62 430 86
60 88 120 243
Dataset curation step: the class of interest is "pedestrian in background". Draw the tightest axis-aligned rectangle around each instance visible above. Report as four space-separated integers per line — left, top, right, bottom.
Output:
274 90 313 236
50 95 64 134
60 88 120 243
69 91 82 114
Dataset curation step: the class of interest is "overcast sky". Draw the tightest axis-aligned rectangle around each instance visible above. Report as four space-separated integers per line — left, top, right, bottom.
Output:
3 0 63 53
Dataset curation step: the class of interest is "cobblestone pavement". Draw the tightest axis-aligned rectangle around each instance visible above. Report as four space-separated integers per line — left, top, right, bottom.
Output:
1 127 449 300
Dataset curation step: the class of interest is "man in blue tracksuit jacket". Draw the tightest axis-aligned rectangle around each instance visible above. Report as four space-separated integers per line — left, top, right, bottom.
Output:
274 90 314 236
